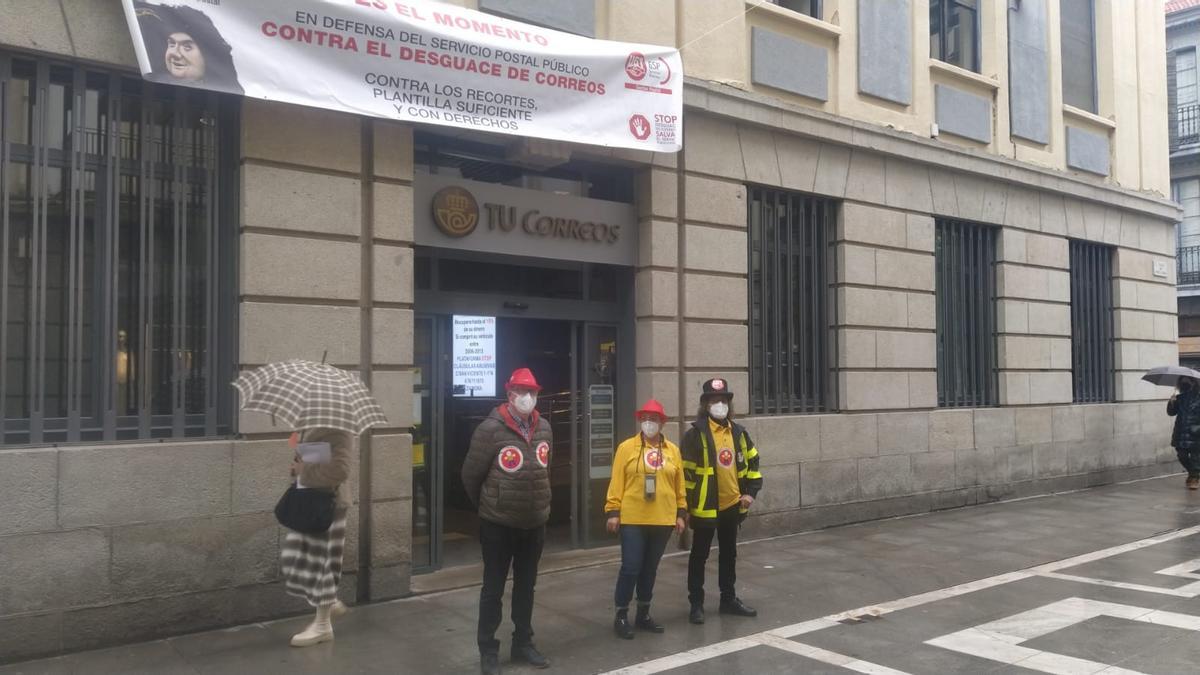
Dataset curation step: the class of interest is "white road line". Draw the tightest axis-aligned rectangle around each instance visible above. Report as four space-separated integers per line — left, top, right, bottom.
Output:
1038 571 1200 597
758 634 913 675
600 525 1200 675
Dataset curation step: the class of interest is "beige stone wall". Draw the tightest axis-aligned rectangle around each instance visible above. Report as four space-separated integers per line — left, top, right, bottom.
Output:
237 100 416 599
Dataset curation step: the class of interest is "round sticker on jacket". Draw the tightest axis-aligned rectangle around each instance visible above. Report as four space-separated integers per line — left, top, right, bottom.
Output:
498 446 524 473
717 448 735 468
535 442 550 468
644 448 663 470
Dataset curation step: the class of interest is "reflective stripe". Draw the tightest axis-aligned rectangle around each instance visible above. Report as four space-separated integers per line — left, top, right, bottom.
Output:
745 446 759 459
691 507 717 518
745 470 763 479
694 467 714 476
682 460 698 470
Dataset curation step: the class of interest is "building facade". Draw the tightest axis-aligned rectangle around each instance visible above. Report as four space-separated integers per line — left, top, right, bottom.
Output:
0 0 1180 662
1168 0 1200 367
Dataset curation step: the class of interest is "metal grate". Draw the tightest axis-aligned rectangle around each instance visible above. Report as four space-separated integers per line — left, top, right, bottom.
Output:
747 187 837 415
935 219 997 408
1 51 236 445
1179 244 1200 285
1069 240 1114 403
1175 104 1200 150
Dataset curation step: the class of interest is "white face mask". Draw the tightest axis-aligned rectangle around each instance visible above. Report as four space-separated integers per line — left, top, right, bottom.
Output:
641 420 661 438
708 402 729 420
511 392 537 416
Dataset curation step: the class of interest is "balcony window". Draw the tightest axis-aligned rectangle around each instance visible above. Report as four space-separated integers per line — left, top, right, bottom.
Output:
769 0 821 18
1177 49 1199 147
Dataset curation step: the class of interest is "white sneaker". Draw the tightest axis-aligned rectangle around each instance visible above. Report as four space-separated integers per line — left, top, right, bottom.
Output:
290 621 333 647
331 600 349 618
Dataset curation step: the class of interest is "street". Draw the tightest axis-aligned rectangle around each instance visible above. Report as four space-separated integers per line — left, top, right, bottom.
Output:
3 474 1198 674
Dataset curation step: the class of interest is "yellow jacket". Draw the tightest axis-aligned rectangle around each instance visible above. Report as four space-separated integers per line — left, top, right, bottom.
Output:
604 434 687 526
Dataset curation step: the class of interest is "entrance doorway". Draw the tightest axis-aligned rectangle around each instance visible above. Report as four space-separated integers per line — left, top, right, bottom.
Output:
412 252 633 572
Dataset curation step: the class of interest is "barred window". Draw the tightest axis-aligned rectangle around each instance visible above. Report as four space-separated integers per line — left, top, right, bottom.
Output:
935 219 997 407
1 52 236 445
748 187 837 414
1069 240 1114 403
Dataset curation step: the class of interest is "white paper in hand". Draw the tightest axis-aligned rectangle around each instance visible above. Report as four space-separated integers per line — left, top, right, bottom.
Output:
295 442 332 489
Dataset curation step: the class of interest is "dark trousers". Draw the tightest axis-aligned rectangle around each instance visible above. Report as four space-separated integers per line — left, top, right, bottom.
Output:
477 519 545 655
1178 447 1200 478
687 505 741 606
614 525 674 609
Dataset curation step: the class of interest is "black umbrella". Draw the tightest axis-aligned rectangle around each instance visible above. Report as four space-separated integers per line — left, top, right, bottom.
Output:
1142 366 1200 387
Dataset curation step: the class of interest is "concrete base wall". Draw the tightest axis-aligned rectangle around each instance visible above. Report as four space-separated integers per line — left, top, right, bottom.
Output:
737 402 1178 540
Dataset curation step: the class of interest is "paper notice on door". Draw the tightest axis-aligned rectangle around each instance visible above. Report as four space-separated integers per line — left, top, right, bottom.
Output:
295 441 332 489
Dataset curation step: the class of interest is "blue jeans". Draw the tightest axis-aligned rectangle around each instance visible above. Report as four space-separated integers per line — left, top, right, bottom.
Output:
614 525 674 609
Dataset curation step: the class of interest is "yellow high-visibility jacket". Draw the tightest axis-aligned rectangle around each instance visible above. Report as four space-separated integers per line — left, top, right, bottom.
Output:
604 434 687 526
681 415 763 526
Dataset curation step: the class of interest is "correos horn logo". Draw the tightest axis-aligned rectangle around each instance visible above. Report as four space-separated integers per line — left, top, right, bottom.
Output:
432 186 479 238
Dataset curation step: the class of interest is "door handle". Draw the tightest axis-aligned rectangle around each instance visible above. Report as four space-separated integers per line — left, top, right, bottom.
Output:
504 301 529 311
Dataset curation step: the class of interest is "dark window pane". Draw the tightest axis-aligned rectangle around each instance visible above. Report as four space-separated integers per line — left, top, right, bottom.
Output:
437 258 583 299
931 0 979 72
747 187 836 414
1069 241 1114 402
772 0 820 18
1060 0 1097 112
935 219 996 407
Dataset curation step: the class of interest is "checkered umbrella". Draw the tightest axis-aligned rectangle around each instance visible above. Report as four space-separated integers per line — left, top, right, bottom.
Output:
233 360 388 435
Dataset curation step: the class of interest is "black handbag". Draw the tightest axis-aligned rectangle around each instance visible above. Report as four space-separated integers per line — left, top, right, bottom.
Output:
274 484 335 534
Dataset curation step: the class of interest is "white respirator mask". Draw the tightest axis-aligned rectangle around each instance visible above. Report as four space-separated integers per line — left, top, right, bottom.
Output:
708 401 729 420
641 420 661 438
512 393 537 416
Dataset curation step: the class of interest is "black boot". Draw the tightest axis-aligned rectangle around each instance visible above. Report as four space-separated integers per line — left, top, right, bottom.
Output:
480 652 500 675
511 643 549 669
719 597 758 617
635 604 665 633
688 603 705 625
614 608 635 639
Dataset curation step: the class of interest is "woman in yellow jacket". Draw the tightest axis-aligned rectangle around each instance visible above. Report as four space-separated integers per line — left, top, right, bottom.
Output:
605 399 686 639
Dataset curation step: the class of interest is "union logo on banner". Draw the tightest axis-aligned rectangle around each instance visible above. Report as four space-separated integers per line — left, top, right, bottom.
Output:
629 114 651 140
717 448 734 468
498 446 524 473
535 442 550 468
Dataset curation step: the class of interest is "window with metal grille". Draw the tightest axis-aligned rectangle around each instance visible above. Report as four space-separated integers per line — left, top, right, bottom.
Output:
748 187 837 415
1069 240 1114 403
1 52 237 445
935 219 997 407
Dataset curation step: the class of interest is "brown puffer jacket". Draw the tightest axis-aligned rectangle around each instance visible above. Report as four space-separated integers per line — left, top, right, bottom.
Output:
461 405 553 530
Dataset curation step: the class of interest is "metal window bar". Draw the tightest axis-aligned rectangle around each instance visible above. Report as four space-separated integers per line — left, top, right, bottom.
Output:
1179 244 1200 285
0 51 233 445
1175 104 1200 150
1069 240 1114 403
935 219 997 408
747 187 836 414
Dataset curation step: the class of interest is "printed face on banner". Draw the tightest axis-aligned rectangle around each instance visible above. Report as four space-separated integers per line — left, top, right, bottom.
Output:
121 0 682 151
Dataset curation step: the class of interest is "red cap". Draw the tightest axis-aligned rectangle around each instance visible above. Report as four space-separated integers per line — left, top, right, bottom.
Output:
505 367 542 392
635 399 667 421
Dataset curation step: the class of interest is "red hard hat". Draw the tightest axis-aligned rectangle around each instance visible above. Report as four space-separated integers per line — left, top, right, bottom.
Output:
505 367 542 392
635 399 667 421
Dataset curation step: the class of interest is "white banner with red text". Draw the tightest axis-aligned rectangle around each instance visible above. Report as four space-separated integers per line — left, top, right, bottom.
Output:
120 0 682 152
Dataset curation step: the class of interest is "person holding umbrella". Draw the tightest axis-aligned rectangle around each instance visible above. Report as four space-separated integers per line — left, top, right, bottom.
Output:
682 378 763 625
604 399 686 639
232 359 388 647
1168 376 1200 490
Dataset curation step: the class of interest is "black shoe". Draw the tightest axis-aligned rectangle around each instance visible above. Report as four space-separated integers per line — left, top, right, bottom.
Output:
688 603 705 625
480 652 500 675
719 597 758 617
614 608 635 639
511 643 550 669
635 605 665 633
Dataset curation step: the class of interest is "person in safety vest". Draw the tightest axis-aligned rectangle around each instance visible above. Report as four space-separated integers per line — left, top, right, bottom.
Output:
681 378 763 625
461 368 552 675
604 399 687 639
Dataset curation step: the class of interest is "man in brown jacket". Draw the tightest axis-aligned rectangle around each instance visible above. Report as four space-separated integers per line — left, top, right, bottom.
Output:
461 368 553 675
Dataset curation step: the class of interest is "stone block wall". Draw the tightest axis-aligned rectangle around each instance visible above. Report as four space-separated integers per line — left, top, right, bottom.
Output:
648 107 1180 544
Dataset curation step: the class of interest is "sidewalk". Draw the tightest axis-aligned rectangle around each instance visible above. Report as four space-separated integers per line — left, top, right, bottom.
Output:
4 474 1199 674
